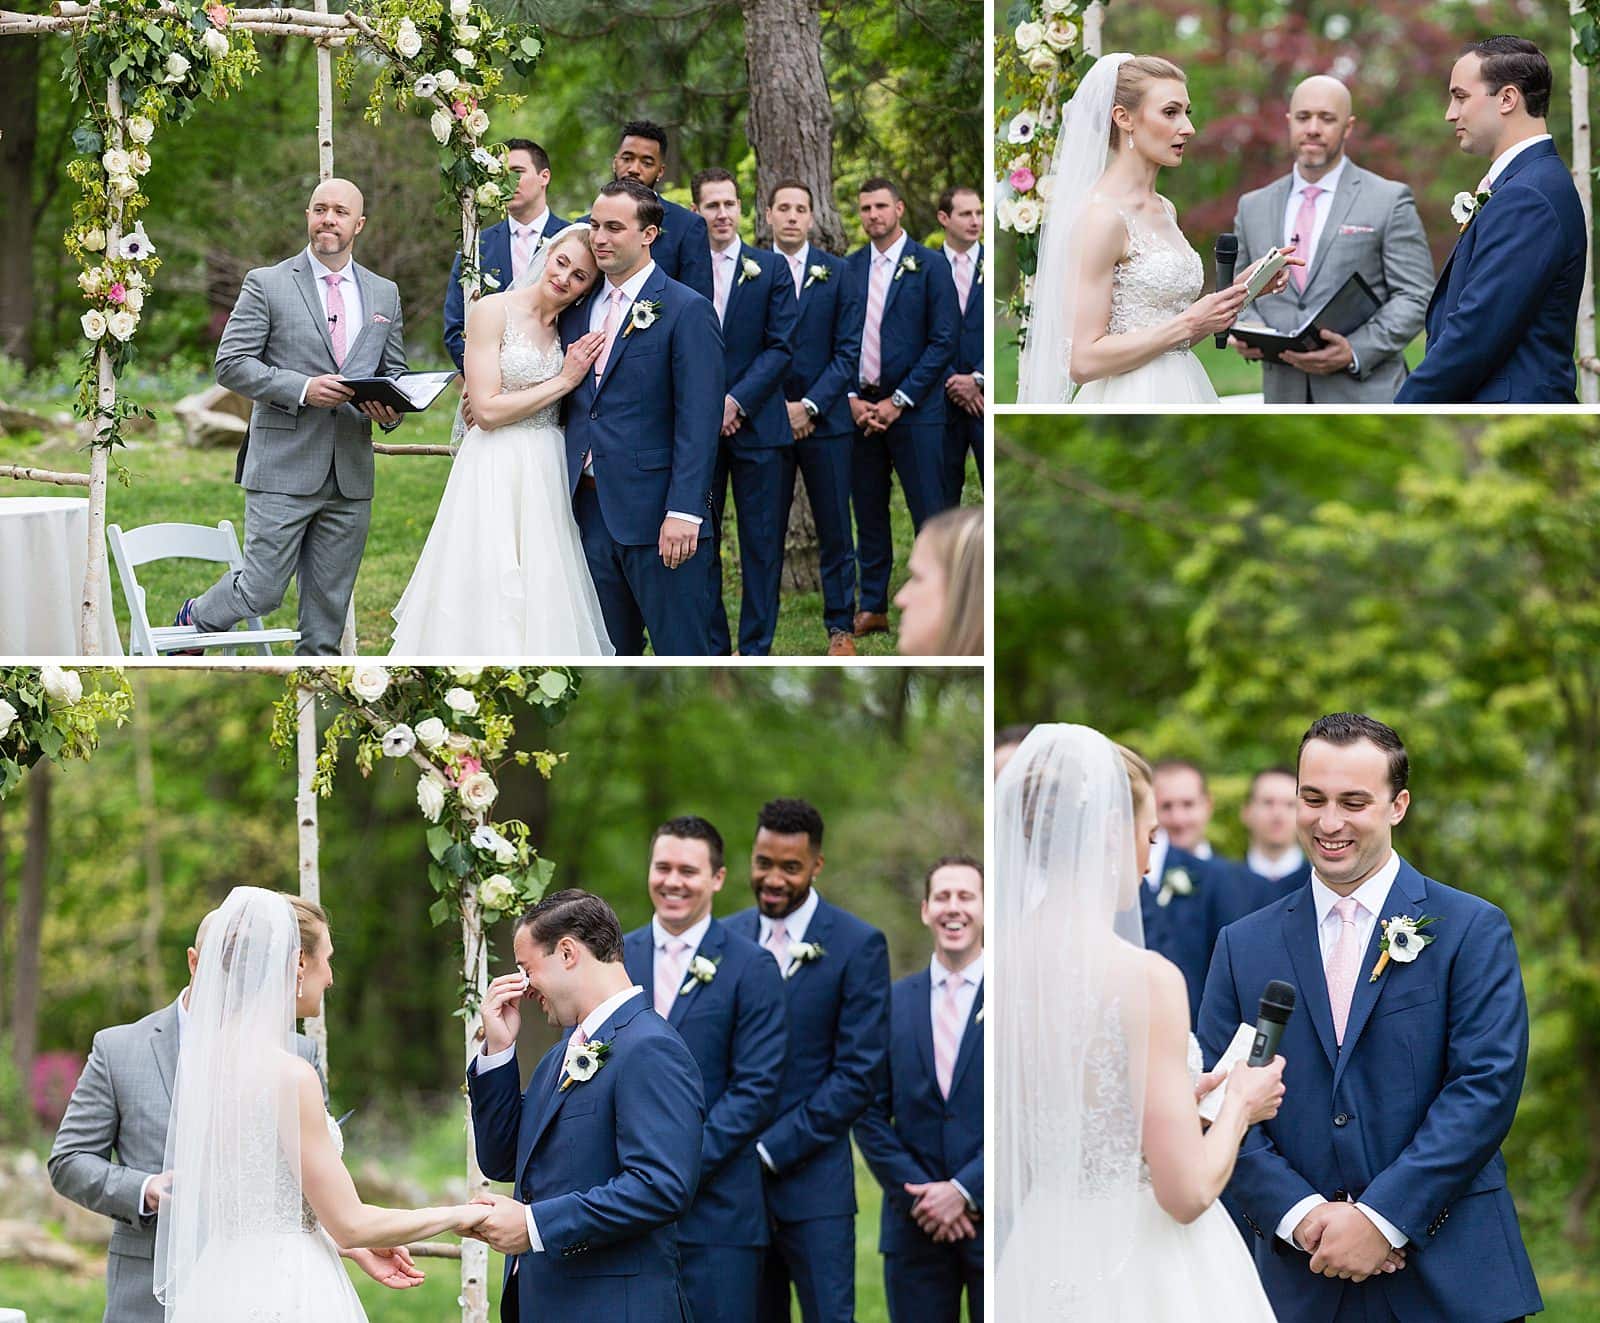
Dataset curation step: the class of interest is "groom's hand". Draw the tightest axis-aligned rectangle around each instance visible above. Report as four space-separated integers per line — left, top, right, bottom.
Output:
482 972 526 1055
1307 1203 1394 1281
1280 329 1354 376
469 1193 533 1254
659 516 699 570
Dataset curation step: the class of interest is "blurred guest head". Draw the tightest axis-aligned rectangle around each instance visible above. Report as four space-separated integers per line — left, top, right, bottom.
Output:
896 506 983 656
1152 758 1212 853
613 119 671 190
937 185 983 251
923 854 983 968
1242 766 1299 856
502 138 552 223
1286 75 1354 179
691 167 741 252
749 797 825 919
647 815 727 935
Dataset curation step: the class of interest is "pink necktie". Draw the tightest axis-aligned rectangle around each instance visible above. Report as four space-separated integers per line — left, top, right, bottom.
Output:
765 920 789 975
559 1024 588 1089
860 254 890 386
654 938 689 1019
594 286 625 381
323 273 347 367
791 255 804 298
952 251 972 315
1290 186 1323 292
1326 896 1361 1045
933 973 965 1097
512 226 536 283
713 251 732 324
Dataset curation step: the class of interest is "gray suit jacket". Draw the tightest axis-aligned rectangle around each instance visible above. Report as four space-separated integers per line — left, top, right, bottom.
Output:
48 999 324 1322
1234 161 1433 403
215 249 408 499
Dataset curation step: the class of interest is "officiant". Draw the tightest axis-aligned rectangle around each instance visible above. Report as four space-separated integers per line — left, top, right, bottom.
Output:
1227 75 1433 403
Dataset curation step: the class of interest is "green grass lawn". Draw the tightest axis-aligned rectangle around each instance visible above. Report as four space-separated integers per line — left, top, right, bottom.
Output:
0 381 974 656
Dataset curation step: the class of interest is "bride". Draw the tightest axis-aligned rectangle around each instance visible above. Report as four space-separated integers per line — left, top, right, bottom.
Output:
391 224 614 655
154 887 489 1321
1017 54 1296 404
992 725 1290 1318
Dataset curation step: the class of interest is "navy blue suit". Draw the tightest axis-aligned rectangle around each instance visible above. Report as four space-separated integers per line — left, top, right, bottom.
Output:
466 991 706 1323
847 236 960 613
854 967 983 1323
727 898 891 1323
1199 860 1542 1323
1139 848 1275 1028
707 243 798 656
622 919 787 1323
776 246 862 639
653 195 715 302
1396 139 1584 402
443 211 570 372
940 242 983 506
559 264 722 655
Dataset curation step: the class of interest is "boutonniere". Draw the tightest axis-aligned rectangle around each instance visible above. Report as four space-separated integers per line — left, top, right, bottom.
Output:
1369 914 1441 983
623 299 662 337
974 256 984 286
1156 866 1196 908
679 954 720 995
737 254 762 286
785 940 826 975
894 253 920 281
975 1007 985 1024
803 263 830 289
1451 190 1490 233
559 1038 611 1090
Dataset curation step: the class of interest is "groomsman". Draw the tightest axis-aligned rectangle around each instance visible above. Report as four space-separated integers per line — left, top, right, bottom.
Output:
622 816 787 1323
856 856 983 1323
609 119 714 301
847 178 959 639
1242 766 1312 888
692 168 798 657
444 138 569 373
727 797 891 1323
936 186 984 505
766 179 864 657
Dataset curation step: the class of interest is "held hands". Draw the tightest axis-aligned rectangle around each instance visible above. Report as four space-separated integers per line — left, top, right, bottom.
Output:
659 516 699 570
347 1246 426 1290
481 971 527 1055
561 331 607 385
465 1193 533 1254
1226 1054 1286 1126
1298 1202 1406 1282
905 1180 976 1242
785 400 815 440
1280 328 1355 376
305 374 355 408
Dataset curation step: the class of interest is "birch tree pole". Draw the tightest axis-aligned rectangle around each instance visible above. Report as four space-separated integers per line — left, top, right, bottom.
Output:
1572 2 1597 401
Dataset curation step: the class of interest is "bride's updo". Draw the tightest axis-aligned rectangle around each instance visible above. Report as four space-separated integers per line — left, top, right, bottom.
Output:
1108 55 1187 150
1113 742 1153 815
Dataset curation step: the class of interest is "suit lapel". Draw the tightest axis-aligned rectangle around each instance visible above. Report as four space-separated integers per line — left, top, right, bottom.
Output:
722 244 750 327
788 899 835 979
293 254 339 365
670 920 724 1030
517 1051 566 1183
1332 862 1429 1091
948 978 983 1098
150 1000 180 1102
882 241 912 321
909 968 936 1089
1281 886 1338 1070
1305 170 1362 297
594 265 666 400
520 997 647 1169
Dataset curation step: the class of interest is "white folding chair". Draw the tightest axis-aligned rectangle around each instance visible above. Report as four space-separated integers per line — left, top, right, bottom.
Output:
107 520 301 656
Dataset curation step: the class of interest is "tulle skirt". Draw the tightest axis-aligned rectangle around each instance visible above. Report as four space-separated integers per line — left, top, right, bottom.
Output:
391 418 614 656
1072 349 1219 405
166 1227 367 1323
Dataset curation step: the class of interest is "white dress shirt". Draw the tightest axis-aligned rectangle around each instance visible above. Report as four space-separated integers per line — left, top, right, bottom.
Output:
1276 850 1408 1252
474 983 647 1254
298 248 364 405
652 911 713 969
584 260 700 527
1247 843 1306 882
1280 156 1349 273
931 950 983 1208
1486 133 1553 188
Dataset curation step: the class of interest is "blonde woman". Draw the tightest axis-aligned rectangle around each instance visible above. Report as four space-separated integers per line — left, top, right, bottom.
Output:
895 505 982 655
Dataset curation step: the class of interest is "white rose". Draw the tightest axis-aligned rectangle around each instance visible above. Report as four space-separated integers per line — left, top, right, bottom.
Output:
78 266 107 296
413 74 439 100
123 287 144 313
450 0 471 14
107 310 138 342
0 698 17 738
163 52 191 83
1036 174 1056 201
479 874 517 910
202 27 229 58
454 47 475 67
457 770 498 815
416 775 446 823
415 716 447 749
472 147 501 174
444 732 475 752
444 686 478 716
430 109 453 145
455 23 480 42
1014 20 1043 51
434 69 459 93
126 115 155 145
994 197 1015 232
101 148 130 176
81 309 108 340
1011 199 1041 234
81 228 106 252
451 666 483 682
1043 0 1071 11
466 108 490 138
127 269 145 290
394 19 422 58
40 666 83 706
471 823 518 865
129 149 152 176
1043 18 1077 51
350 665 390 701
382 723 417 758
475 181 500 208
111 173 139 198
1026 46 1059 74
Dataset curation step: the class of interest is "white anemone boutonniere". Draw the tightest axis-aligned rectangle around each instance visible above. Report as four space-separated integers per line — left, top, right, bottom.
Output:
679 954 720 995
894 253 920 282
623 299 662 337
1451 189 1490 232
786 940 826 976
1370 914 1440 983
803 263 831 289
737 254 762 286
1156 866 1196 908
560 1038 611 1090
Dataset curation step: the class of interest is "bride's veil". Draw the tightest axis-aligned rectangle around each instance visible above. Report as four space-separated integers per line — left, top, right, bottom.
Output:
450 220 593 448
1016 53 1132 404
153 886 305 1318
993 723 1151 1315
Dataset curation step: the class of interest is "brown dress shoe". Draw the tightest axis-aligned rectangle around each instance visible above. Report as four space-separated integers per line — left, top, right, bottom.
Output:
853 611 890 637
827 631 857 657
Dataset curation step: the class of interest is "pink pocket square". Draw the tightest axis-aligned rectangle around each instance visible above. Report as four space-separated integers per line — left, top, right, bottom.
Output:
371 313 391 324
1338 224 1375 235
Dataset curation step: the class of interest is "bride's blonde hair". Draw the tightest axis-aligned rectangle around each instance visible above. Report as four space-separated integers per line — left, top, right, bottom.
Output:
1109 56 1187 150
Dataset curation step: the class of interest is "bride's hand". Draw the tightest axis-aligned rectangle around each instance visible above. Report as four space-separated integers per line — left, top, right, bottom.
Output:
1183 283 1251 341
561 331 607 384
1245 245 1303 297
1227 1055 1287 1126
454 1201 493 1235
1193 1064 1228 1105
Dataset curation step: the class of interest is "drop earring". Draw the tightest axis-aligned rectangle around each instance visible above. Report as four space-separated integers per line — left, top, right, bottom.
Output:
1126 134 1135 151
297 976 304 996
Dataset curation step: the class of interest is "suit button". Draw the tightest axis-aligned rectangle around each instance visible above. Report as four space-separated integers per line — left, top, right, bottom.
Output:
589 410 597 419
1333 1113 1350 1127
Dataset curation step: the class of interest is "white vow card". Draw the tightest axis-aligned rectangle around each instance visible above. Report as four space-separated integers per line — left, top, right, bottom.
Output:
1197 1022 1256 1124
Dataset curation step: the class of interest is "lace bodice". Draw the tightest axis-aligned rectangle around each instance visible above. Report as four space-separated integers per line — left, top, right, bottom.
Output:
1106 203 1204 342
499 321 565 428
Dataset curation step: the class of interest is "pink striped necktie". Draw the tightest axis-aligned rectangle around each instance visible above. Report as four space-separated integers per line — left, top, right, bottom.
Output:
558 1024 588 1090
952 250 972 314
1326 896 1361 1045
933 972 965 1097
765 920 789 974
594 286 626 381
512 225 537 283
860 253 890 386
654 938 690 1018
1289 185 1323 293
323 273 347 367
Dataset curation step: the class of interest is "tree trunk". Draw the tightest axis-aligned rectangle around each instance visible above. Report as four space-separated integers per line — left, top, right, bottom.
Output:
1571 8 1598 401
12 763 50 1081
0 28 39 366
741 0 844 251
781 468 821 594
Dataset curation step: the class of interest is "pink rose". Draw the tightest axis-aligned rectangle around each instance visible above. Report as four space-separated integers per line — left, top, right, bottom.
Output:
450 754 483 784
108 282 127 304
452 99 471 119
1009 166 1036 193
206 3 229 26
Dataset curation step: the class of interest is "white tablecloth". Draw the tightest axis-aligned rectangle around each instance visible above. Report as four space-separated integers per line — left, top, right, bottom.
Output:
0 497 123 656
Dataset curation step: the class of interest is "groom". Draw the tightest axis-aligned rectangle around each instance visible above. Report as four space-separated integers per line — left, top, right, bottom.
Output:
561 178 722 656
1198 713 1543 1323
1396 36 1585 403
467 889 706 1321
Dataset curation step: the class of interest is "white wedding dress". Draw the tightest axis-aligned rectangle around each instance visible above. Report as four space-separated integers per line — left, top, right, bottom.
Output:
1071 197 1219 405
390 320 614 655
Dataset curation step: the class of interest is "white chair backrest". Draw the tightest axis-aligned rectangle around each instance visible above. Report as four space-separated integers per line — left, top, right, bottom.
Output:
107 520 246 654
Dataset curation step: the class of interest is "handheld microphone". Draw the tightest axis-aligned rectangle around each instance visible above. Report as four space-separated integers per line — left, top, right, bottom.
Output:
1213 232 1239 348
1247 980 1295 1067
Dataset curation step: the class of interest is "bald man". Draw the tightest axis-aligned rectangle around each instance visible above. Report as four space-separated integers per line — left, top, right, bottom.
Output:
1228 76 1433 403
178 178 409 655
